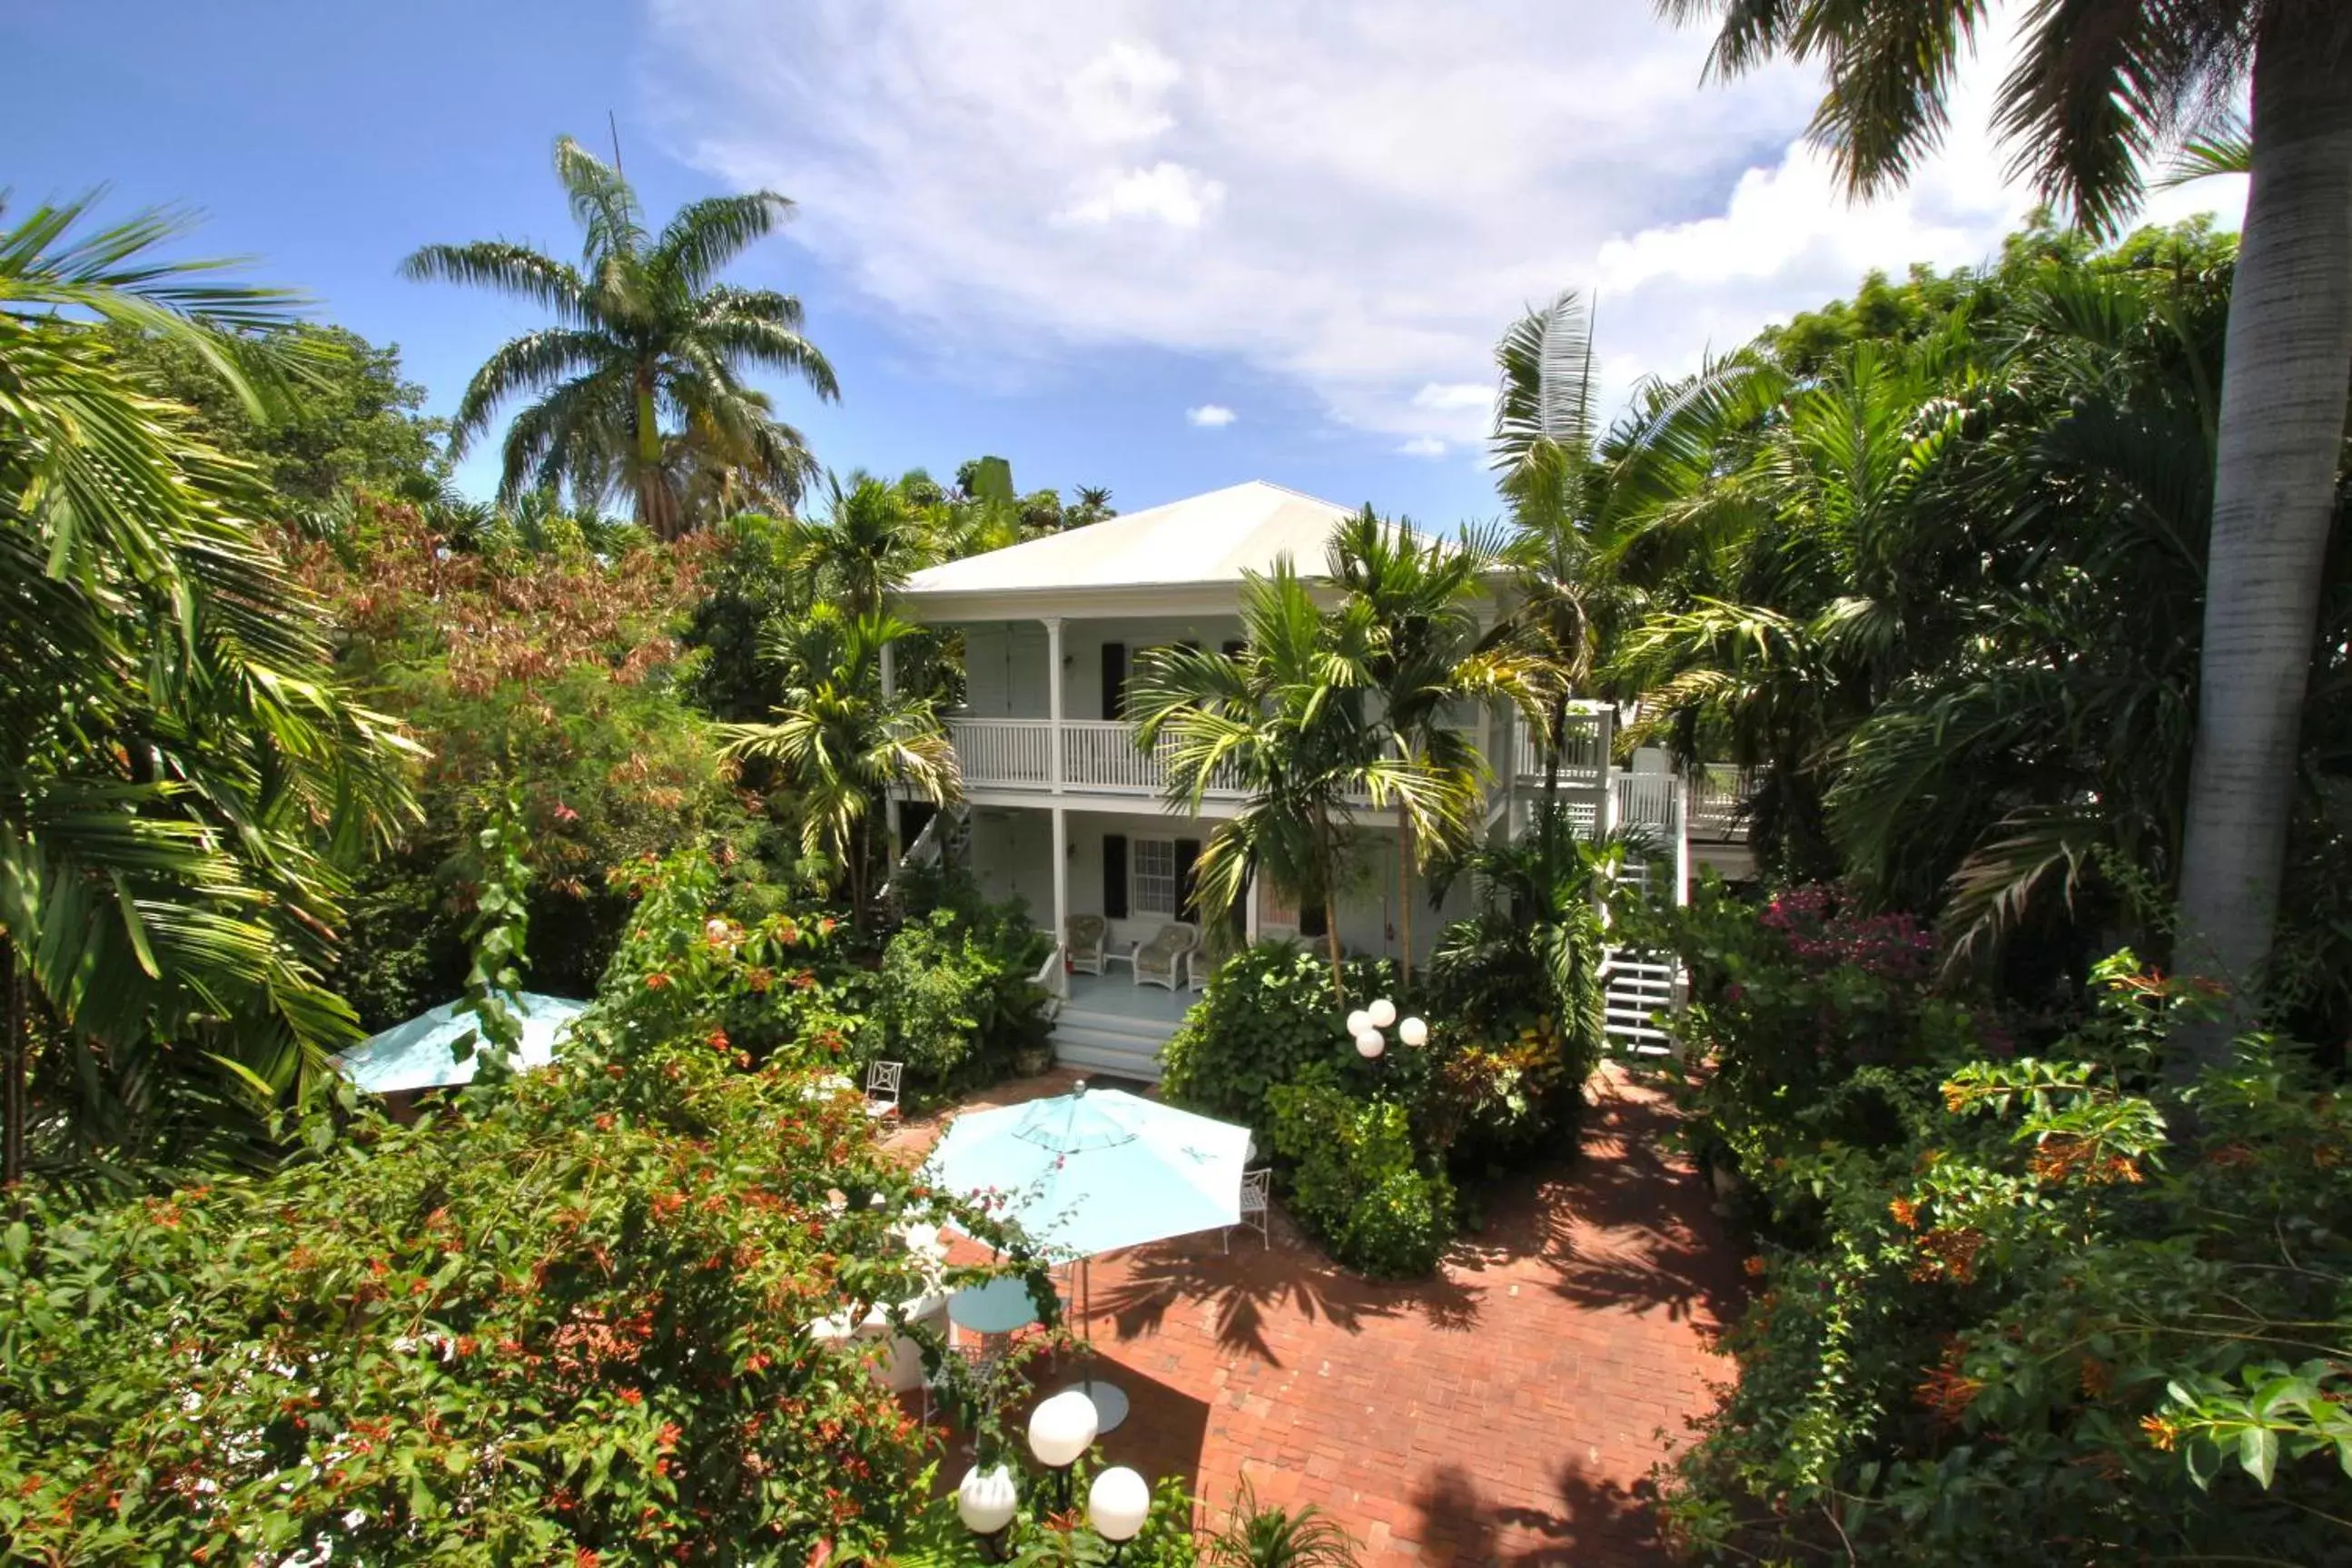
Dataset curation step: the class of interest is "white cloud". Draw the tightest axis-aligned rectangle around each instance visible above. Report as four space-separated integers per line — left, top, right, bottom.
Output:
1058 161 1226 228
1187 403 1237 428
649 0 2246 457
1396 436 1448 458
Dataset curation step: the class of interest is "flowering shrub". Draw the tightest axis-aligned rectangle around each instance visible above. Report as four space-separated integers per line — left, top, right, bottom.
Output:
1657 932 2352 1563
0 853 1043 1564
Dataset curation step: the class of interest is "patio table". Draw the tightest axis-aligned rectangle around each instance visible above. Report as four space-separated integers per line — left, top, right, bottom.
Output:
947 1276 1039 1339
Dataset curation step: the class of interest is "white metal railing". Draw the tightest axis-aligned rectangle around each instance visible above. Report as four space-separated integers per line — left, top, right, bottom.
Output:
1062 719 1165 794
946 715 1243 796
1513 711 1609 784
945 717 1052 787
1612 771 1680 832
1688 763 1754 840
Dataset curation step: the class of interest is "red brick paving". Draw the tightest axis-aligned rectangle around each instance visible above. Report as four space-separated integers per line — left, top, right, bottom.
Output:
884 1064 1741 1565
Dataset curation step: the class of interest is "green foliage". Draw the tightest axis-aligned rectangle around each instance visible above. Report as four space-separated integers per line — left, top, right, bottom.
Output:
0 851 1046 1564
1205 1482 1362 1568
1266 1064 1454 1279
891 1466 1195 1568
1 193 418 1184
1160 942 1387 1139
867 905 1052 1094
104 319 449 504
1655 907 2352 1563
452 789 532 1084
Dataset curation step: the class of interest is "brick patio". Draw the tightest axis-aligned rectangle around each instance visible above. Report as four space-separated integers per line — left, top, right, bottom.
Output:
885 1063 1742 1566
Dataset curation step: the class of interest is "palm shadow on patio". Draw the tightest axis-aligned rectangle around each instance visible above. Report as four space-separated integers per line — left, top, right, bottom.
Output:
1412 1459 1664 1567
1090 1228 1486 1366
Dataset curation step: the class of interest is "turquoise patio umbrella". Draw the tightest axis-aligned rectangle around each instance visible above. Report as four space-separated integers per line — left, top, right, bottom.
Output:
339 993 588 1095
925 1081 1252 1430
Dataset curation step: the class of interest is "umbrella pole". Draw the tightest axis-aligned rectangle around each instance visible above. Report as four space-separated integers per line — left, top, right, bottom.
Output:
1061 1255 1130 1433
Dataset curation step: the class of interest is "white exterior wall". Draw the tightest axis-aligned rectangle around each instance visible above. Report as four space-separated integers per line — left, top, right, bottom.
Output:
958 622 1052 718
951 616 1245 721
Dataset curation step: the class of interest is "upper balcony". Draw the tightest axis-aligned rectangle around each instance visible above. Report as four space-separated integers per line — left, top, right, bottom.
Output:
944 716 1246 798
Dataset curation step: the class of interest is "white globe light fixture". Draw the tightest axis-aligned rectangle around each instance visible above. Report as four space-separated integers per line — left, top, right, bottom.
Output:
1367 997 1398 1030
1399 1015 1428 1048
1354 1027 1387 1060
1088 1464 1152 1556
957 1464 1020 1545
1027 1388 1099 1469
1344 1008 1371 1036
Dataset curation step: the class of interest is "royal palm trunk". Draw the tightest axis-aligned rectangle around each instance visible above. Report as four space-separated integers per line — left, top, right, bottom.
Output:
2173 12 2352 1064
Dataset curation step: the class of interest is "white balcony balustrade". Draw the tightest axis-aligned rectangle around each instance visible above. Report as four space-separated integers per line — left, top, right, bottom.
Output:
946 716 1241 796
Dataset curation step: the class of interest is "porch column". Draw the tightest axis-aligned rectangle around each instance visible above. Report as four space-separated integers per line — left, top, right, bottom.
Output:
1244 864 1260 944
1043 616 1064 794
1673 774 1692 907
878 638 895 701
1052 804 1070 944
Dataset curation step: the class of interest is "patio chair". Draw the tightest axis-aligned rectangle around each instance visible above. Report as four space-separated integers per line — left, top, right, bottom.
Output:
1028 944 1069 1022
921 1338 1010 1438
1130 922 1200 991
864 1060 904 1119
1064 914 1109 976
1227 1166 1271 1252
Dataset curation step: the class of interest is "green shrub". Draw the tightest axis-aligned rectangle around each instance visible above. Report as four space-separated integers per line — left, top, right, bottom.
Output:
0 851 1046 1565
1267 1065 1454 1278
1654 905 2352 1563
870 906 1052 1093
1161 941 1397 1140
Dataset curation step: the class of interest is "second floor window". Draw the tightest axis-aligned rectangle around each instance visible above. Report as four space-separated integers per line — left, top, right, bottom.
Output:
1132 838 1179 917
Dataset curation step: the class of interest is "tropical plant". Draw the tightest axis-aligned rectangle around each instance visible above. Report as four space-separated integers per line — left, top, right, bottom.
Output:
720 607 960 928
0 850 1047 1564
1326 506 1527 995
403 134 837 538
786 470 939 618
1206 1482 1364 1568
0 193 416 1184
1655 0 2352 1064
1131 560 1468 1003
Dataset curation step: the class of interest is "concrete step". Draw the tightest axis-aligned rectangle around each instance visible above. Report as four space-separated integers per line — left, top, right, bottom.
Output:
1049 1004 1177 1082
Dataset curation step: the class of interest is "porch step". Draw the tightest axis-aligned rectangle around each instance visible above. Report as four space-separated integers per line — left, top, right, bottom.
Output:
1601 950 1678 1058
1049 1004 1177 1084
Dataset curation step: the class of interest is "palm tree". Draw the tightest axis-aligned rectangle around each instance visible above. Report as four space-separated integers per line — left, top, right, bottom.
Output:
718 608 958 928
1326 507 1524 995
1130 561 1468 1004
403 135 837 540
1656 0 2352 1060
1 194 416 1182
784 472 937 619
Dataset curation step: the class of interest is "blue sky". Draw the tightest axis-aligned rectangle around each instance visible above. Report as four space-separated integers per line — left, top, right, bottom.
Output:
4 2 2243 528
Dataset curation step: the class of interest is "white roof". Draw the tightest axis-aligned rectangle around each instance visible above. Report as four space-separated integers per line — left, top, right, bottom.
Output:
903 480 1357 602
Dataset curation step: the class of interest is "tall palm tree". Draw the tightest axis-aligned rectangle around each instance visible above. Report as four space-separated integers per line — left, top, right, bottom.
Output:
718 608 958 927
1326 507 1524 995
1655 0 2352 1060
1130 560 1468 1004
403 135 837 540
1 195 416 1182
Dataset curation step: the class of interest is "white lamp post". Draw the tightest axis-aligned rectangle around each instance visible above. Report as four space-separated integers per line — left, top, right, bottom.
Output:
1398 1014 1428 1048
957 1464 1020 1560
1088 1465 1152 1560
1367 997 1398 1030
1027 1388 1099 1508
1349 996 1428 1063
1353 1026 1386 1060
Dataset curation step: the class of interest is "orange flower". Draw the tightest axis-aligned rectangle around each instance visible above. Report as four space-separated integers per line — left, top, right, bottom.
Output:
644 972 672 991
619 1387 644 1406
2140 1413 2180 1452
1741 1254 1766 1277
1888 1197 1920 1229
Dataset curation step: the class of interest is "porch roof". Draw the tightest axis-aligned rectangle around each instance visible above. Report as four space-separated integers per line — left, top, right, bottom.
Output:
900 480 1357 614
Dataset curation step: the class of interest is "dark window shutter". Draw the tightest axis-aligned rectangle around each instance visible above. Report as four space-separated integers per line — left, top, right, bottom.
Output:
1174 837 1201 922
1102 833 1129 918
1300 900 1329 939
1100 643 1127 721
1220 638 1245 660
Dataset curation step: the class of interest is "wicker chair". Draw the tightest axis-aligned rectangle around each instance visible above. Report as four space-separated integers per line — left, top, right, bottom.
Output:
1064 914 1109 976
1131 922 1200 991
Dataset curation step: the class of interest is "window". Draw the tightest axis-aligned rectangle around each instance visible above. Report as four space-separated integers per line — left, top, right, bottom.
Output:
1132 838 1179 917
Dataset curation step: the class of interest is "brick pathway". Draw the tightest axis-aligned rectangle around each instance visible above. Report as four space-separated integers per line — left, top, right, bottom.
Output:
886 1064 1741 1566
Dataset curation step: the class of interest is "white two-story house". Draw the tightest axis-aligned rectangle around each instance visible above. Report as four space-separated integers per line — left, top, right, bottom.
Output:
891 480 1743 1080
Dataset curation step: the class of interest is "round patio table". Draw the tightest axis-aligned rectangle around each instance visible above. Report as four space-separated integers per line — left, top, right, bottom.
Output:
947 1277 1039 1337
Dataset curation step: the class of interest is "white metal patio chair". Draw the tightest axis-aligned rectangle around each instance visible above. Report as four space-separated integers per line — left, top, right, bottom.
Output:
864 1060 904 1119
1064 914 1108 976
1227 1167 1271 1251
1131 922 1200 991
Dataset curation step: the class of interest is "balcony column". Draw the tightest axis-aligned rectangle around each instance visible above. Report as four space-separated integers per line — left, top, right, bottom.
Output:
1244 865 1260 944
878 638 895 701
1052 804 1070 946
1043 616 1064 794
